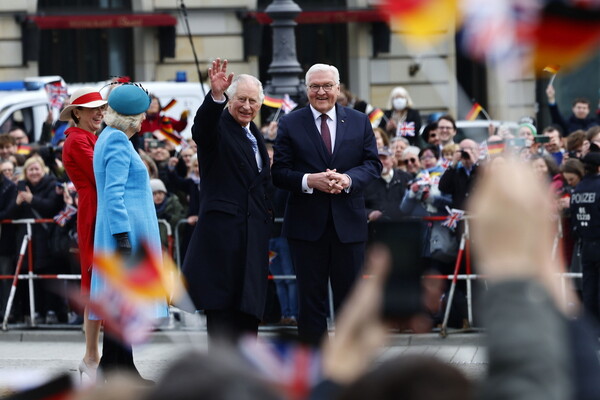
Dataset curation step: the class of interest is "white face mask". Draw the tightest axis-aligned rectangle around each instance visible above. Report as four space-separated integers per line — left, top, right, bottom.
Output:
392 97 407 111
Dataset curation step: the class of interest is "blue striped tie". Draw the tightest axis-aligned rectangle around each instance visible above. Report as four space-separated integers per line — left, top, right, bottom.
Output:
245 126 258 156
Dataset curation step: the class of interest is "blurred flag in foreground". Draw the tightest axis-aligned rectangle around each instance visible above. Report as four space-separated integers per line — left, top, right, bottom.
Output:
379 0 459 46
369 108 384 126
531 1 600 73
543 64 561 75
93 241 185 302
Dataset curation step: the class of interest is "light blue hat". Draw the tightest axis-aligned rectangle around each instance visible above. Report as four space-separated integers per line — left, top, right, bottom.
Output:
108 84 151 116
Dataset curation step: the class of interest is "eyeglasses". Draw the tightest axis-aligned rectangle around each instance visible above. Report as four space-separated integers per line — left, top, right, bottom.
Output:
420 155 435 160
438 126 454 131
308 84 335 93
404 158 418 164
1 168 13 173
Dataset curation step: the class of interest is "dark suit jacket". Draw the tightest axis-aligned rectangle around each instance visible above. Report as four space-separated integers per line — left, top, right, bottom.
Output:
272 104 381 243
181 92 273 320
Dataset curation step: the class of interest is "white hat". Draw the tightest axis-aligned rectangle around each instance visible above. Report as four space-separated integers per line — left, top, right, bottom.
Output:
59 86 107 122
150 179 167 193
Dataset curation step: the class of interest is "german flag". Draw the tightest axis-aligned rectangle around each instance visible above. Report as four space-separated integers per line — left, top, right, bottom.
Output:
532 2 600 72
160 117 183 145
263 95 284 109
161 99 177 112
16 144 31 155
465 103 483 121
543 64 561 75
368 108 384 124
487 140 505 156
93 241 185 301
379 0 459 45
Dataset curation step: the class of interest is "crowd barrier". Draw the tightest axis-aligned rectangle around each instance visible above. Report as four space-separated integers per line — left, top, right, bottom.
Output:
0 218 172 331
0 215 582 337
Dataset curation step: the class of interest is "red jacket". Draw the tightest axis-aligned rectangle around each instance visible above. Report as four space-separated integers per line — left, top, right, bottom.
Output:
62 127 97 295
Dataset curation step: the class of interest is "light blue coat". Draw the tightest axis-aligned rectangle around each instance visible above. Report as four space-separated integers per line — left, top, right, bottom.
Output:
90 126 168 319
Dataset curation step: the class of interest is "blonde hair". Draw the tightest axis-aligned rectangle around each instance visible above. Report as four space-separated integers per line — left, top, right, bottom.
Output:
22 155 48 181
442 143 460 158
386 86 414 109
104 107 145 133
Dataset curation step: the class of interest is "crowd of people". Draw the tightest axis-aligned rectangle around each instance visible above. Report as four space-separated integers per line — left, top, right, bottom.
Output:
1 60 600 397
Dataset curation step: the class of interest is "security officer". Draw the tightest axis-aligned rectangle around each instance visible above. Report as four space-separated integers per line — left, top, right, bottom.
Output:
570 151 600 325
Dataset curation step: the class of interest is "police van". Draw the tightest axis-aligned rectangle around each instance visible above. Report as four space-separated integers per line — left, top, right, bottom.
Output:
0 76 207 143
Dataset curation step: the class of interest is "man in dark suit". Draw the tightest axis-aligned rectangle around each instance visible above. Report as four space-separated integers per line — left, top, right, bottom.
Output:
272 63 381 343
182 58 273 343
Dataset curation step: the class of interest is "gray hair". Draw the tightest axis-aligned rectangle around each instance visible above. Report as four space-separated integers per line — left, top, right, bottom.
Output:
305 64 340 86
403 146 421 157
104 107 145 133
387 86 414 109
226 74 265 104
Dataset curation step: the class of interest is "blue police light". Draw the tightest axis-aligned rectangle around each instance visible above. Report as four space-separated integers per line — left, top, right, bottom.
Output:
0 81 26 91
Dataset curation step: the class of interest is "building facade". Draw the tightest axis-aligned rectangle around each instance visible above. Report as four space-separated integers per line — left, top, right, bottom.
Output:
0 0 597 128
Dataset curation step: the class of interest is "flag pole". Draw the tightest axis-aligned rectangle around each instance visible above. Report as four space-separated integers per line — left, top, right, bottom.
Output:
272 105 283 122
480 106 492 121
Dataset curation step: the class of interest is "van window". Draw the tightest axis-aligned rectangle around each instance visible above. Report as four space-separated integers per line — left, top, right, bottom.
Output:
0 107 35 140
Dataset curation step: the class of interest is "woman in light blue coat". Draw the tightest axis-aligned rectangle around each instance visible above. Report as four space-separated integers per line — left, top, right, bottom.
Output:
92 83 168 382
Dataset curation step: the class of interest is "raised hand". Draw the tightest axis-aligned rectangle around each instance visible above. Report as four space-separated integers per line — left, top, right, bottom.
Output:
208 58 234 101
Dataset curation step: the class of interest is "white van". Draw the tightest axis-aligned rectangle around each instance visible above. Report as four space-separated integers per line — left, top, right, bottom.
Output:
0 77 207 142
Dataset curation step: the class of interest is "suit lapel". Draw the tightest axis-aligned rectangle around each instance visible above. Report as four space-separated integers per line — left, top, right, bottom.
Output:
300 107 330 164
224 110 258 172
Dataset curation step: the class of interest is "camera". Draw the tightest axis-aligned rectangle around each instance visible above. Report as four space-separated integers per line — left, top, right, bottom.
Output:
460 150 470 160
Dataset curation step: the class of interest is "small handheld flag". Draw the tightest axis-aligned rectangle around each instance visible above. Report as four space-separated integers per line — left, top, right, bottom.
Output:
53 204 77 227
263 95 284 109
368 108 384 126
544 64 561 86
282 94 297 114
466 103 483 120
442 207 465 231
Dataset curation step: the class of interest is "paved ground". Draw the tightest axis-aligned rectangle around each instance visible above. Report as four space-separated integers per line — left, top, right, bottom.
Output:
0 325 487 393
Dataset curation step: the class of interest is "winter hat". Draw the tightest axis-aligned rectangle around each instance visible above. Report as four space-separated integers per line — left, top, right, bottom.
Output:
108 84 151 116
150 178 167 193
519 123 537 137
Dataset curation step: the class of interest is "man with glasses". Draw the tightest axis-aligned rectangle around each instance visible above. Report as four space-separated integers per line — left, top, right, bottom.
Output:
272 63 381 344
437 115 458 147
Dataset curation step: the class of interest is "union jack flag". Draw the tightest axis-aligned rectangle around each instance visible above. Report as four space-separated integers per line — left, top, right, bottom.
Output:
53 204 77 227
45 81 69 110
415 170 432 186
398 121 415 137
282 94 297 114
442 207 465 231
441 159 451 169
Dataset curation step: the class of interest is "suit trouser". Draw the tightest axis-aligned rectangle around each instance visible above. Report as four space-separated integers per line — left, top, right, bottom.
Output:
205 309 259 346
288 222 365 344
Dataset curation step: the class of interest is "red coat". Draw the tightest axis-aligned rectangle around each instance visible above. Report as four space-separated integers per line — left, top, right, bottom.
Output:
62 127 98 295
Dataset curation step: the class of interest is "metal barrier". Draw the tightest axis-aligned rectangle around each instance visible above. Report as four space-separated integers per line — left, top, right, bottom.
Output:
0 218 175 331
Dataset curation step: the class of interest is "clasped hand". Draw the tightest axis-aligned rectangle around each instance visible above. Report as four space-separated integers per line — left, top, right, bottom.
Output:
308 169 349 194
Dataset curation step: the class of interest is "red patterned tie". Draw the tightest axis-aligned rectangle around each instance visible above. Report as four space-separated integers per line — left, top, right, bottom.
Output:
320 114 332 155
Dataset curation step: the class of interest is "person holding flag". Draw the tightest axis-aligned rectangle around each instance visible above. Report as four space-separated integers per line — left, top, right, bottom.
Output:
546 84 598 136
378 86 422 146
138 94 188 150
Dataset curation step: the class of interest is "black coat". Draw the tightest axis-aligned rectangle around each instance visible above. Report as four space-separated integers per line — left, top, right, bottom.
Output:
181 93 273 320
438 163 479 210
549 104 598 136
0 176 17 256
378 108 422 146
13 175 64 270
364 169 411 221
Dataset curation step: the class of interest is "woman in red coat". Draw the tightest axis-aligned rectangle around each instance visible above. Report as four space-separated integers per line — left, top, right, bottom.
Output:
60 87 107 382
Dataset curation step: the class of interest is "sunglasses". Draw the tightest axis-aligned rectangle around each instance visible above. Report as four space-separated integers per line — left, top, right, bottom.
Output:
404 158 418 164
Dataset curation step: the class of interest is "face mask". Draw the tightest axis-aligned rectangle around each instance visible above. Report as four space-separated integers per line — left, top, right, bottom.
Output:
393 97 407 111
